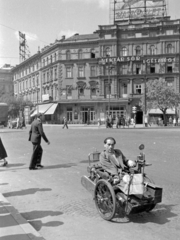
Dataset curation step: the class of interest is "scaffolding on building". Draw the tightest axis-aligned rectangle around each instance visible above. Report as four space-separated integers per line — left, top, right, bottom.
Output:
109 0 168 24
19 31 31 63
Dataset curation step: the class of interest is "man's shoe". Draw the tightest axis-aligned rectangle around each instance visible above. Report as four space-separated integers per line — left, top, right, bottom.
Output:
29 167 38 170
37 164 44 168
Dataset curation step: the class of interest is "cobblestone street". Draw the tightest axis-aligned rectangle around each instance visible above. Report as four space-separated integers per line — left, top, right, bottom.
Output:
0 126 180 240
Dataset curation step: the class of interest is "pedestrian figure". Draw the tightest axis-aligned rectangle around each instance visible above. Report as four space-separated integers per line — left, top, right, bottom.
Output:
0 137 8 167
108 114 113 128
62 116 68 129
29 113 50 170
119 116 125 128
22 117 26 129
131 117 136 128
125 116 130 128
116 116 120 128
169 116 172 125
144 115 148 127
16 117 20 129
97 118 101 127
173 117 176 127
105 116 110 128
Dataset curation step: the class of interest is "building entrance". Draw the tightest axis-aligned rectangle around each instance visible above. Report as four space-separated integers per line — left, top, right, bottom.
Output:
136 111 143 124
80 107 95 124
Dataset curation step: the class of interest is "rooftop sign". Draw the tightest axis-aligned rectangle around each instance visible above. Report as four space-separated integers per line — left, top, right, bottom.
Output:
114 0 166 21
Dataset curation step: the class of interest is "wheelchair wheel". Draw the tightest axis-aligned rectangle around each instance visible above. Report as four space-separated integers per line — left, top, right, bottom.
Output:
94 179 116 221
144 175 156 212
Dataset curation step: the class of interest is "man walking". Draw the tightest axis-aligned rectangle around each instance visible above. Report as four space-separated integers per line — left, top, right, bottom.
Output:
29 113 50 170
62 116 68 129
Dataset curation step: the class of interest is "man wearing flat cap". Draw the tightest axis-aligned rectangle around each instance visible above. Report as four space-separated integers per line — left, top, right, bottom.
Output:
29 113 50 170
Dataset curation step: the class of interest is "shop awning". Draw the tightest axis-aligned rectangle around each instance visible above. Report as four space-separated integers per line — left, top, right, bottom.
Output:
44 103 58 115
30 103 53 117
148 108 175 114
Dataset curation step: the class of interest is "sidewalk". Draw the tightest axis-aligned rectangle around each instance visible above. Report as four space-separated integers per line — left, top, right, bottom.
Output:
0 193 45 240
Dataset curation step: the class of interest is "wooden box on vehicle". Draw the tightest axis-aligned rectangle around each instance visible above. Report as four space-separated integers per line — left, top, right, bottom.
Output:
146 182 163 203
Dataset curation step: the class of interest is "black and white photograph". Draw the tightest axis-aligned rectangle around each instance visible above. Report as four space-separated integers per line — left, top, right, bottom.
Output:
0 0 180 239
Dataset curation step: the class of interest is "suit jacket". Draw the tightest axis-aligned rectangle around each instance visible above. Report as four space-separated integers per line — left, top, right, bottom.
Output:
29 119 48 144
99 149 129 175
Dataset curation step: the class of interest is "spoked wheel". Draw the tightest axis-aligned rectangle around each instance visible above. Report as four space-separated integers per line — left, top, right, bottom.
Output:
144 175 156 212
94 179 116 221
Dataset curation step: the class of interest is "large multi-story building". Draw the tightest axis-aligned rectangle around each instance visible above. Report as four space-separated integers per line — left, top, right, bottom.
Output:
12 0 179 124
0 64 14 99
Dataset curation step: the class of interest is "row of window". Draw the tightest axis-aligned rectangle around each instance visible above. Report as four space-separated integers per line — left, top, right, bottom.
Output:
15 75 39 92
42 67 57 84
14 43 175 80
121 30 176 39
66 65 97 78
120 62 177 75
121 44 174 57
42 52 58 67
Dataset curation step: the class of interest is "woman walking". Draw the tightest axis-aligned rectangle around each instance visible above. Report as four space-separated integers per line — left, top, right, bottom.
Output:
0 137 8 167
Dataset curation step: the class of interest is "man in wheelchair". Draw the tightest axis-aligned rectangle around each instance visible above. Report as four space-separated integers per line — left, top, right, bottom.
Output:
94 137 136 184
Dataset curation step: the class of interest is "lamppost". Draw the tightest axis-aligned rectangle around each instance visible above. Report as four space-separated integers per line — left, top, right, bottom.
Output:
36 87 39 113
107 55 111 116
87 108 90 125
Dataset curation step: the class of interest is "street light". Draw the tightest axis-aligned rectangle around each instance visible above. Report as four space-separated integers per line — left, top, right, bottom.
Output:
144 76 147 115
107 55 111 116
36 87 39 113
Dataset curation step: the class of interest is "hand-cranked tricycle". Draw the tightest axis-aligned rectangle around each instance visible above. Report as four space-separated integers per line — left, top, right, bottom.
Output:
81 144 163 221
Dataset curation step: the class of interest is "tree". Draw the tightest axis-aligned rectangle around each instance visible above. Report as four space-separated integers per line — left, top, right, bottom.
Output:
140 78 180 126
0 94 33 117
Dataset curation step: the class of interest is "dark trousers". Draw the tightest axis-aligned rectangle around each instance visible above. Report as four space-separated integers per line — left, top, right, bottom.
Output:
62 123 68 129
29 143 43 169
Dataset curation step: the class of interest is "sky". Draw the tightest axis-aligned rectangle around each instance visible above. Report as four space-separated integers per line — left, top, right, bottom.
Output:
0 0 180 68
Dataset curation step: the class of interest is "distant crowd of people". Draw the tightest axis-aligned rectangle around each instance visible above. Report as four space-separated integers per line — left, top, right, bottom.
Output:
105 114 136 129
8 116 26 129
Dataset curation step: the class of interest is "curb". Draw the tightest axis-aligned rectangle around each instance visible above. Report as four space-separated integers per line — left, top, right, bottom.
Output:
0 193 45 240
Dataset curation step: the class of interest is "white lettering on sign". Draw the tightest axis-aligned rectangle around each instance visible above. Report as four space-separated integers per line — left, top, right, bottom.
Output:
99 57 176 65
143 57 175 64
115 7 165 20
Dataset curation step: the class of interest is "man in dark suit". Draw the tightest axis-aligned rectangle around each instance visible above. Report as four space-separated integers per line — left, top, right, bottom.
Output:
29 113 50 170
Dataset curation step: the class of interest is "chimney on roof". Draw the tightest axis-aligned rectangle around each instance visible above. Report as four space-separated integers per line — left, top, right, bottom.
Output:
61 35 65 40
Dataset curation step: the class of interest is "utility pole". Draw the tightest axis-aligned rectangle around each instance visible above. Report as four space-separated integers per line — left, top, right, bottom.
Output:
37 87 39 113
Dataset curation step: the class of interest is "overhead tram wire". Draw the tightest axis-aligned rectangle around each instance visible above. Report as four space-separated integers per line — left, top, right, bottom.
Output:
0 23 49 44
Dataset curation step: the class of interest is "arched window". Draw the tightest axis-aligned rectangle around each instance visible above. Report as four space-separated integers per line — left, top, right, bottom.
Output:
135 46 141 56
90 49 95 58
150 45 156 55
66 50 71 60
122 47 127 56
54 53 57 61
167 44 173 54
78 49 83 59
50 55 52 63
104 47 111 57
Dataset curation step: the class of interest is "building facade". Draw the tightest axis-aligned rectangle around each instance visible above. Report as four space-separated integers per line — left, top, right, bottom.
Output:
12 15 180 124
0 64 14 99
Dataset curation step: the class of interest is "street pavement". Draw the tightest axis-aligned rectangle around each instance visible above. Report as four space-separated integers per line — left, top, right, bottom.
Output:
0 125 180 240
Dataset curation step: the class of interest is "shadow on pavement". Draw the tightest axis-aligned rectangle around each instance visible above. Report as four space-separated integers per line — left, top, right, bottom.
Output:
28 219 64 231
0 163 26 171
43 163 77 170
5 163 25 168
22 210 63 220
0 183 8 185
79 159 99 164
0 234 44 240
128 204 177 225
3 188 52 197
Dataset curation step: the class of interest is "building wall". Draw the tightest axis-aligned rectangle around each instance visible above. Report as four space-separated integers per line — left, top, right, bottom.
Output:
11 18 180 124
0 68 13 98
